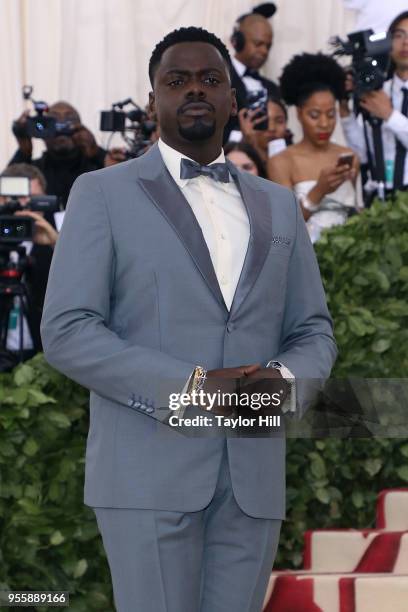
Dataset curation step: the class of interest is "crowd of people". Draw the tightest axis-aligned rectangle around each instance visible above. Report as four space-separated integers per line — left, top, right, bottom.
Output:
0 3 407 367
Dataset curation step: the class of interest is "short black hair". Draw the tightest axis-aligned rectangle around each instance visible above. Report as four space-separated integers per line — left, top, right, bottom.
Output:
280 52 346 106
388 11 408 78
149 27 232 87
388 10 408 35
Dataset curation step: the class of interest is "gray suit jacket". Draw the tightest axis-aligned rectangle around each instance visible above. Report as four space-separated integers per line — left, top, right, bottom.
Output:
40 143 337 519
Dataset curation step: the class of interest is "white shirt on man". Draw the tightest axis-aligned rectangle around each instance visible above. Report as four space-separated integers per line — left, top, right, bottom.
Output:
157 137 296 413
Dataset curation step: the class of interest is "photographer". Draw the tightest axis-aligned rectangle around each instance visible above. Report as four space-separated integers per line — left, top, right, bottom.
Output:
0 164 57 366
11 101 108 206
340 11 408 193
225 3 279 142
235 95 292 164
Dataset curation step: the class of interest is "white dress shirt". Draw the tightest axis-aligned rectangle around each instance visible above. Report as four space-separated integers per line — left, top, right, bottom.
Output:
158 138 249 310
157 138 296 414
341 76 408 188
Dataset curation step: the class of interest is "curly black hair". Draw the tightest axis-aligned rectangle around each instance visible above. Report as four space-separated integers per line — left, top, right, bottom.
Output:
279 52 346 106
149 27 231 87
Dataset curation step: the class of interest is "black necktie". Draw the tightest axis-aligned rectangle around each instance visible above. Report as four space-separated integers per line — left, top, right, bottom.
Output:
180 158 230 183
394 87 408 190
244 67 261 81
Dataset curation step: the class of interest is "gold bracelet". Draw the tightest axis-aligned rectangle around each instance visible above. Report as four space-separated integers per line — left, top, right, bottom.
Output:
190 366 207 394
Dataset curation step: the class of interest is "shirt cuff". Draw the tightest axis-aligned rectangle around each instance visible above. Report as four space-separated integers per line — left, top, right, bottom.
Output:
266 360 296 414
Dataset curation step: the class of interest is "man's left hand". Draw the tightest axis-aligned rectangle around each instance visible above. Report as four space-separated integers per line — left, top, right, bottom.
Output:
359 90 393 121
239 368 290 411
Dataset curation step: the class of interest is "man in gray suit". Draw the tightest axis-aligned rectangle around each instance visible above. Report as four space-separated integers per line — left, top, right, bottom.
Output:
41 27 337 612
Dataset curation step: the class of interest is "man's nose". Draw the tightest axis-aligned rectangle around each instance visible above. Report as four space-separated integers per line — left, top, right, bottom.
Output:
185 80 206 99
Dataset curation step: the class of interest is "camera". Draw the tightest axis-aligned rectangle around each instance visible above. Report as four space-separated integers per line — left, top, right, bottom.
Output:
100 98 157 158
12 86 77 140
331 29 392 97
0 177 58 244
246 88 268 131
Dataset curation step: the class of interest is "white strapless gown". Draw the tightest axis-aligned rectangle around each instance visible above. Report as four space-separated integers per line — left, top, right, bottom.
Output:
294 180 357 243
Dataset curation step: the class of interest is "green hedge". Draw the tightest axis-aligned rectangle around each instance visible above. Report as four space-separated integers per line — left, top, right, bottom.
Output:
0 194 407 610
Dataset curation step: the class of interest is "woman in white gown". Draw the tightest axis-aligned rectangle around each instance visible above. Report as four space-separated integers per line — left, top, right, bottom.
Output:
267 53 360 243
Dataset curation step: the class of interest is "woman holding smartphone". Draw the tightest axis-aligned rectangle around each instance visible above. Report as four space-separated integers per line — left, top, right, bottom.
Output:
267 53 360 243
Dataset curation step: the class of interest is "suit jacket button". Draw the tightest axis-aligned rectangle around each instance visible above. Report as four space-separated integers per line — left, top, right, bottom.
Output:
145 407 154 413
140 404 146 411
128 398 135 407
133 402 141 408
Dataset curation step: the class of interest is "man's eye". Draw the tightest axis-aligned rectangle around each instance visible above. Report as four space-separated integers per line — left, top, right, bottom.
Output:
204 76 220 84
168 79 184 87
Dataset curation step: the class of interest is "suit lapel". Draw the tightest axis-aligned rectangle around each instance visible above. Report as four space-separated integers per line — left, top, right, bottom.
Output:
137 145 228 312
226 160 272 317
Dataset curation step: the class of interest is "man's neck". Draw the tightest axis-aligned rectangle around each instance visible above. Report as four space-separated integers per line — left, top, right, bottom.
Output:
396 68 408 83
161 136 222 166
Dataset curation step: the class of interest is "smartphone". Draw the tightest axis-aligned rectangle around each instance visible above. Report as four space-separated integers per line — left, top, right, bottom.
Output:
337 153 354 169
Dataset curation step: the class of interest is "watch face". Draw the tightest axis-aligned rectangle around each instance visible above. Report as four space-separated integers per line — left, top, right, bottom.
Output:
269 361 282 369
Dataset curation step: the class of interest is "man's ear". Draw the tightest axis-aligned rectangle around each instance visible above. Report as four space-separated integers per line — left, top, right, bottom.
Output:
230 87 238 117
148 91 155 115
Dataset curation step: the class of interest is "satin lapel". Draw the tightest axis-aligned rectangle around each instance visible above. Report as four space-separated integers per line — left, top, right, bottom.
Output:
226 161 272 317
137 145 227 312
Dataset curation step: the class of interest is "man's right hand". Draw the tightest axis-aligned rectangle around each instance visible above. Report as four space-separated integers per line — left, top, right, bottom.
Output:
12 111 33 158
202 364 261 416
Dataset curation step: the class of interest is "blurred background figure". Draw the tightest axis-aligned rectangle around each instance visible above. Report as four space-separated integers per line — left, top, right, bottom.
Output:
342 0 408 34
268 53 360 243
0 163 58 368
340 11 408 199
11 101 106 207
236 95 292 165
225 2 279 142
224 141 266 177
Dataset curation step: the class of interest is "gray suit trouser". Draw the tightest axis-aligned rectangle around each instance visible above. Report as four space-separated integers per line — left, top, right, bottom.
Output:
93 441 281 612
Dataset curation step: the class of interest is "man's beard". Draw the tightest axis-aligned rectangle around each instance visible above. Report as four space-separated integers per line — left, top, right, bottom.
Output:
178 118 216 141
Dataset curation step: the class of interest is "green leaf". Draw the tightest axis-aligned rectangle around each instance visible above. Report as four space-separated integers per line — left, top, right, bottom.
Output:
310 455 326 479
14 365 35 386
50 531 65 546
371 339 392 353
396 466 408 482
363 458 382 476
23 439 39 457
47 411 71 428
348 316 367 337
28 389 56 404
352 491 364 508
316 488 330 504
73 559 88 578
